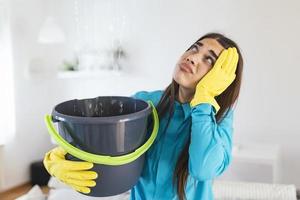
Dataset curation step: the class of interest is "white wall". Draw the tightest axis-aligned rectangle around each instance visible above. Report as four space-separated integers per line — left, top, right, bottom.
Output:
1 0 300 191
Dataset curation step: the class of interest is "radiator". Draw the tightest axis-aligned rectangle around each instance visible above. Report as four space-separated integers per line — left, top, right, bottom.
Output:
213 180 297 200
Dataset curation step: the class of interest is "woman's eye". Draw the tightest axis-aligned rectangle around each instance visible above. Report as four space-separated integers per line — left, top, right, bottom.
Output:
205 56 214 66
190 45 198 52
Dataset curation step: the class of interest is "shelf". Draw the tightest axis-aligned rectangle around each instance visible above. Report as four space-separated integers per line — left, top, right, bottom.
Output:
232 143 280 164
56 69 123 79
219 143 281 183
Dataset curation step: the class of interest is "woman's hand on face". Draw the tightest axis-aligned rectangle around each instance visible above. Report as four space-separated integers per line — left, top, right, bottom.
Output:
190 47 239 112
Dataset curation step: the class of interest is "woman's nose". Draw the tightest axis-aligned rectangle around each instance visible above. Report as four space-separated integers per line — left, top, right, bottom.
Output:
186 57 195 65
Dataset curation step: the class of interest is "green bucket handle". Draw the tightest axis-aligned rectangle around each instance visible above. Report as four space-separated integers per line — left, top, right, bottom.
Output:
44 100 159 166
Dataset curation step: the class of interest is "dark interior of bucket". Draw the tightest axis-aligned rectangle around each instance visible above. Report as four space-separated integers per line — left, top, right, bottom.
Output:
55 96 148 117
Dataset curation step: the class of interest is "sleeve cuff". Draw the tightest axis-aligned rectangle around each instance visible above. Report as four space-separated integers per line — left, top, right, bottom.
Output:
190 96 220 113
191 103 217 115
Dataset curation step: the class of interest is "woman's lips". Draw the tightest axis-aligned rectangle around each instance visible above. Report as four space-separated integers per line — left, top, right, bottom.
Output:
179 63 193 74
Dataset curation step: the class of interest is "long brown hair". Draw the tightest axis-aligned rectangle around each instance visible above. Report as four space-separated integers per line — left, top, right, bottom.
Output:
155 32 243 200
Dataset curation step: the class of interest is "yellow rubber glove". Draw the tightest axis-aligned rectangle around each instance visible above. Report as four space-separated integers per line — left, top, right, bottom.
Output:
43 147 98 194
190 47 239 113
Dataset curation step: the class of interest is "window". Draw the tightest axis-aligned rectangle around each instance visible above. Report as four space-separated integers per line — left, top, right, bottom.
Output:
0 1 15 145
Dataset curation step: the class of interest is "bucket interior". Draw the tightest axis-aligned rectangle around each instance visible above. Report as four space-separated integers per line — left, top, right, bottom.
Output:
55 96 148 117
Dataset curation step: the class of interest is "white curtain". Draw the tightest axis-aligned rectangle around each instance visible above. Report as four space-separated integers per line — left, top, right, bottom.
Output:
0 1 15 145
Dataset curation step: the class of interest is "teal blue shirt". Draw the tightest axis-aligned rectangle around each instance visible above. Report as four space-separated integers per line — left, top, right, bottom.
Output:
130 90 234 200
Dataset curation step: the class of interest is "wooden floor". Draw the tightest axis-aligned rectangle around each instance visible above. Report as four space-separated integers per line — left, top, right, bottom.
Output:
0 183 49 200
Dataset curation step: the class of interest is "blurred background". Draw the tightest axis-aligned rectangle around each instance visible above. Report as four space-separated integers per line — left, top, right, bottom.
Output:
0 0 299 199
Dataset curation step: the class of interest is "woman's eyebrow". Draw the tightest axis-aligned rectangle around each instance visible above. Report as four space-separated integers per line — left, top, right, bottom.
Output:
208 50 218 60
195 41 203 47
195 41 218 60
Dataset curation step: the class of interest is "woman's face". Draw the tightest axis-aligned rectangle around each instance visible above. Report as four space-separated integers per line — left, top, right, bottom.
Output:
173 38 225 89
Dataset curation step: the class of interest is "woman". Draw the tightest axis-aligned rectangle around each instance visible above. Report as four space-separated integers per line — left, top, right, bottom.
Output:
44 32 243 200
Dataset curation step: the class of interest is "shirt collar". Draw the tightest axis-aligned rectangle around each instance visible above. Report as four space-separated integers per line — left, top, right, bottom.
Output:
174 100 191 121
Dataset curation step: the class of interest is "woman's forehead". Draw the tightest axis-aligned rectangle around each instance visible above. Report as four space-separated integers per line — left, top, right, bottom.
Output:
197 38 224 56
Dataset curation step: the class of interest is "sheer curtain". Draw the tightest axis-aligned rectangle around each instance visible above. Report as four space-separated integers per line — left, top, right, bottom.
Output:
0 1 15 145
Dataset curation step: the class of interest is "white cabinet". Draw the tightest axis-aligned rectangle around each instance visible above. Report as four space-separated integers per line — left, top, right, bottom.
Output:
217 143 281 183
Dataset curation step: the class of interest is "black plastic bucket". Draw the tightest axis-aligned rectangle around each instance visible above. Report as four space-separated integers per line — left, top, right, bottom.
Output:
44 96 159 197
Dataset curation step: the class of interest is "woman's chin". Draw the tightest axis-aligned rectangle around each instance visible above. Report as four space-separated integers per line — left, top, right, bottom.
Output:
174 73 190 86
